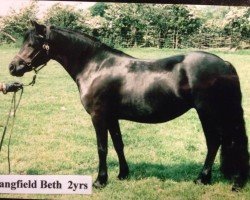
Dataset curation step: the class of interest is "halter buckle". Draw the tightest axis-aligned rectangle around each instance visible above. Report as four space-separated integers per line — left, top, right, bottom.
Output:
42 44 50 54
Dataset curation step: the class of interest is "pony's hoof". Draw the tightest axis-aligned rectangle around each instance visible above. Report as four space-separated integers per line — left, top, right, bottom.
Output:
118 168 129 180
232 181 244 192
194 179 202 185
93 174 108 189
231 175 247 192
194 177 211 185
93 179 107 189
118 173 129 180
232 180 245 192
232 185 241 192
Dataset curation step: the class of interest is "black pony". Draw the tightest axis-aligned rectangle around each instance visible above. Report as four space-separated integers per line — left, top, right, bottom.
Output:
9 21 249 190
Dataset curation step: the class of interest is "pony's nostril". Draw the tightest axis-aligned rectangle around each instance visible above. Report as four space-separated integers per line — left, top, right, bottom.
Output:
9 64 16 72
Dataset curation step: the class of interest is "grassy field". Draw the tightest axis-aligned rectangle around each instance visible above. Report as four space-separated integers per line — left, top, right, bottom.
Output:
0 47 249 199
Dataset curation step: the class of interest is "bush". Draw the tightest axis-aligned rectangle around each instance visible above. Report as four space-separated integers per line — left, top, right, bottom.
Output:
0 1 37 44
43 3 90 33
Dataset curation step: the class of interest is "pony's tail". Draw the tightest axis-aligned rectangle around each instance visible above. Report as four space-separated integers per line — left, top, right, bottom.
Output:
219 61 249 188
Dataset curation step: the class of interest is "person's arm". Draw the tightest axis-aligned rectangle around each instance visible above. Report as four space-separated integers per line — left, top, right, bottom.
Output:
0 83 7 94
0 82 23 94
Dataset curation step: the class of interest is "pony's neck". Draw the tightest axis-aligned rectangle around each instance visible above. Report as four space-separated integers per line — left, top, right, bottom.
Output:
48 27 133 80
49 28 103 80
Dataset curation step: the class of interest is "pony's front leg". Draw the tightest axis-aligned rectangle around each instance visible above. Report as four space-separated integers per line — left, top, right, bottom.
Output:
92 114 108 188
108 119 129 180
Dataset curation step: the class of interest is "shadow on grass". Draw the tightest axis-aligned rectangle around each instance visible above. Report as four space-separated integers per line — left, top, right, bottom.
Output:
26 160 228 184
108 160 226 184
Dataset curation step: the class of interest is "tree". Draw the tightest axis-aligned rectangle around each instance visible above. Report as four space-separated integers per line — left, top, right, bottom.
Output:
0 1 38 44
165 5 202 48
0 2 248 49
223 8 250 48
90 2 108 17
100 3 147 47
97 4 201 48
140 4 170 48
43 3 90 33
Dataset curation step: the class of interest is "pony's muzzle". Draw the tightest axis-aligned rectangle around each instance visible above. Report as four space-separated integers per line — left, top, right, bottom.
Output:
9 62 26 77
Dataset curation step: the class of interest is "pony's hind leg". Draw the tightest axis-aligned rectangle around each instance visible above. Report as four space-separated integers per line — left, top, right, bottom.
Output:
195 106 221 185
108 119 129 180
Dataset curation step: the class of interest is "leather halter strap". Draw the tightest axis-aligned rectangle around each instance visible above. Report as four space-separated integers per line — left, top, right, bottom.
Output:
16 25 51 69
16 43 50 67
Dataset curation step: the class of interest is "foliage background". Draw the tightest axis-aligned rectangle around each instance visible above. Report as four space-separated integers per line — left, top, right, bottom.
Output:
0 2 249 49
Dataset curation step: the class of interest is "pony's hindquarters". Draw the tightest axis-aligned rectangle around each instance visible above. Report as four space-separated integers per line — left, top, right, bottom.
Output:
193 60 249 190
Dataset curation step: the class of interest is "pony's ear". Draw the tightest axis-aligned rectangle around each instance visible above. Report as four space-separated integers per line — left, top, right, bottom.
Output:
30 20 46 36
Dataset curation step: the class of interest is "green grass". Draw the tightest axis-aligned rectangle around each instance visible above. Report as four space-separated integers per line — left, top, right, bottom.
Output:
0 47 249 199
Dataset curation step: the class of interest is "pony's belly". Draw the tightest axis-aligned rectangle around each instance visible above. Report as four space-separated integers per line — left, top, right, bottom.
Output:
118 98 191 123
118 108 191 123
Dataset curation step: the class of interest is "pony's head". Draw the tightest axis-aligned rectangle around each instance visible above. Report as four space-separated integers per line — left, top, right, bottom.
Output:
9 21 50 77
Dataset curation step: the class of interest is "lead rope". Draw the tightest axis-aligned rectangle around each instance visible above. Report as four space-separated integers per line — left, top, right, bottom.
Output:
0 65 46 174
23 63 47 87
0 88 23 174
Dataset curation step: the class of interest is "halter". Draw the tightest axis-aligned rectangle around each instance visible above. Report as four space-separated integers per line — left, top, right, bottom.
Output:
16 43 50 71
16 24 52 74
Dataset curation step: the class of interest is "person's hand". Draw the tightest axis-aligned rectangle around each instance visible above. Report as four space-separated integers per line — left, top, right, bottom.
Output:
5 82 23 93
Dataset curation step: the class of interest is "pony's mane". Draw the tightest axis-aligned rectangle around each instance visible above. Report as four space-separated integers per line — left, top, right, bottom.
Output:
51 26 102 45
50 26 131 57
